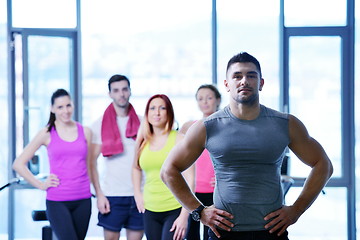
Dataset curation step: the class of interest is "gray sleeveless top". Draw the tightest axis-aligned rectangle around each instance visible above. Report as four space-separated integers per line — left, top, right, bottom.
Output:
204 105 290 231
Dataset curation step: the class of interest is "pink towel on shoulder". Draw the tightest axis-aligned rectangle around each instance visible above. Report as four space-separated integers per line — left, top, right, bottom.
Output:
101 103 140 157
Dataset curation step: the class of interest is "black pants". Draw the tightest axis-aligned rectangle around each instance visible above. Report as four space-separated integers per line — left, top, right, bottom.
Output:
186 192 213 240
46 198 91 240
208 228 289 240
143 208 181 240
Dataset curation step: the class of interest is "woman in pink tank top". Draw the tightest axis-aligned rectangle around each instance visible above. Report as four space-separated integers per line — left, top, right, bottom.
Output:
13 89 93 240
180 84 221 240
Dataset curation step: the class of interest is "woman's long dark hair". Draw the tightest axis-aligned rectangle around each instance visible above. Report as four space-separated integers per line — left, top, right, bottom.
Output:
47 89 71 132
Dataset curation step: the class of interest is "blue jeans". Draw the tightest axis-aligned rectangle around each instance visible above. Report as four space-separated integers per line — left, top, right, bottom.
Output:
208 228 289 240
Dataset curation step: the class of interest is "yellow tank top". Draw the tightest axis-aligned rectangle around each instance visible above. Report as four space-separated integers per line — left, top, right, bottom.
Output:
139 130 181 212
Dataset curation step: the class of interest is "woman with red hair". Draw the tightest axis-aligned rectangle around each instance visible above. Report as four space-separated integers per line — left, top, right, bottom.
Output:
132 94 193 240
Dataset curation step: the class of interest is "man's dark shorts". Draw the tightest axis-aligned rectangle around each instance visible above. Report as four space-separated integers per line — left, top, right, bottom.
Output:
98 196 144 232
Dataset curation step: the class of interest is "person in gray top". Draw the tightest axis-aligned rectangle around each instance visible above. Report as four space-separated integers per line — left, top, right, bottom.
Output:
160 52 333 240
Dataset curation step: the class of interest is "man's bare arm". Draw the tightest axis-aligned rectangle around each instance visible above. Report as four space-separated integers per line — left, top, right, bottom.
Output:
161 120 206 211
89 143 110 214
287 115 333 214
264 115 333 235
161 121 234 238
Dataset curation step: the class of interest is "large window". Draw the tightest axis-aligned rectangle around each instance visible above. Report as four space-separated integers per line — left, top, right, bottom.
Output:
217 0 280 109
0 0 8 239
81 0 212 237
287 36 345 239
81 0 213 129
284 0 347 27
11 33 75 238
282 0 355 239
288 36 342 178
6 0 81 239
287 187 347 239
11 0 76 28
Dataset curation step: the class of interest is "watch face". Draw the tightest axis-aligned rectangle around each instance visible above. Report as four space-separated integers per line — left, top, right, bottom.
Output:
192 211 201 221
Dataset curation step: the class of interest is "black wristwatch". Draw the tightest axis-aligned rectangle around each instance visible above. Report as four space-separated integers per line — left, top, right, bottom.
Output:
191 205 205 222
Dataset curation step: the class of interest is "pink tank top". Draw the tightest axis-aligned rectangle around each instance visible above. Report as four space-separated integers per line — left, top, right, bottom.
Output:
196 147 215 193
46 122 91 201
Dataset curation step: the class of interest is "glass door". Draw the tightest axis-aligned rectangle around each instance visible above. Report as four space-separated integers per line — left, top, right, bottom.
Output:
286 36 346 239
11 30 77 239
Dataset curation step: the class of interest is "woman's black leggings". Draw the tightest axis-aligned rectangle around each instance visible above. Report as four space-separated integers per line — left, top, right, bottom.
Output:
46 198 91 240
186 192 214 240
143 208 181 240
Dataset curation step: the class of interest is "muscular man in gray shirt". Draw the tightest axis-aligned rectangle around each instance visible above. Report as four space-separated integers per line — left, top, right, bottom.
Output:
161 52 333 240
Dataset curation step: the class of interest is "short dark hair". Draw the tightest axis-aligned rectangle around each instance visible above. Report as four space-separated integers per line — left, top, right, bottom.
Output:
108 74 130 91
226 52 262 78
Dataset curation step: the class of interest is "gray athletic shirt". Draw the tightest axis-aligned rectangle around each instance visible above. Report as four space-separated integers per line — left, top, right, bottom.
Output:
204 105 290 231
